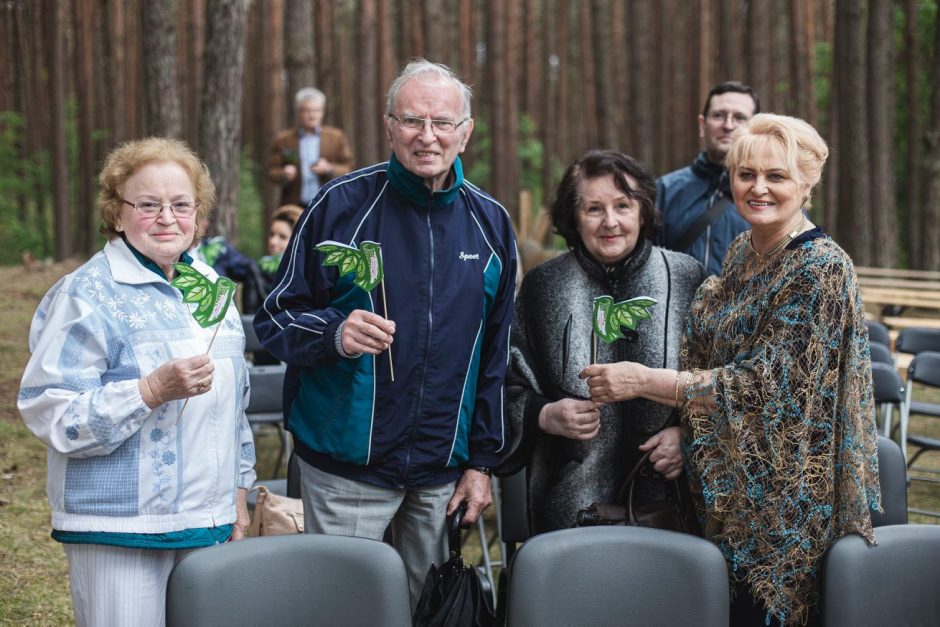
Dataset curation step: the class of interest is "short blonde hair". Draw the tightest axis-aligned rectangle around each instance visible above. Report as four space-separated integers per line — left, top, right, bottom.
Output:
725 113 829 205
97 137 216 238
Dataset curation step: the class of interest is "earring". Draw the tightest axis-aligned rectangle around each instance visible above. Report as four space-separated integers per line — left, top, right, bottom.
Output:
194 225 199 233
115 225 122 232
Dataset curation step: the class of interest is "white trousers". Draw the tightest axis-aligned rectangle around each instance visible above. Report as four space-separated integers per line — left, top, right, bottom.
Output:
63 543 195 627
298 459 454 609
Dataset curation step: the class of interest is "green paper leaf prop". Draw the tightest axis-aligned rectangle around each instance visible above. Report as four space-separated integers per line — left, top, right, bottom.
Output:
170 263 236 328
592 295 658 344
315 240 384 291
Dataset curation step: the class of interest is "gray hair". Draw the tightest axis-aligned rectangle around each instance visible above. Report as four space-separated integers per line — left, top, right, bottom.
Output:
294 87 326 109
385 59 472 118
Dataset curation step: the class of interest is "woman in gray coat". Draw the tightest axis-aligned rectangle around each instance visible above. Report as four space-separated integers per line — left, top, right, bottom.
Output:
502 150 705 533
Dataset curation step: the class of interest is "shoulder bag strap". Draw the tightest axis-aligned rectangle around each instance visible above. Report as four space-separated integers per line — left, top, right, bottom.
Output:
673 190 732 253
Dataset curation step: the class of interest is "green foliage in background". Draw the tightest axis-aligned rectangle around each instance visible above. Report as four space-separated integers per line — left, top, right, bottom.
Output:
0 112 52 264
237 149 264 260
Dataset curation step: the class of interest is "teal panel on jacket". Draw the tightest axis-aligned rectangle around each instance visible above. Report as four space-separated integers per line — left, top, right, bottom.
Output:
450 253 502 466
289 273 377 465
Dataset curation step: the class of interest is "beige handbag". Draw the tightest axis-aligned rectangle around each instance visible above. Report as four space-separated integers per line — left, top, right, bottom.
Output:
248 486 305 536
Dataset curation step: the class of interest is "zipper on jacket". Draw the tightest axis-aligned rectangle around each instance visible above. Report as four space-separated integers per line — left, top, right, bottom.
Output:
401 207 436 487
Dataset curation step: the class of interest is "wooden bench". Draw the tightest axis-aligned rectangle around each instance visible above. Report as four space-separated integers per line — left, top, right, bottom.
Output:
856 266 940 332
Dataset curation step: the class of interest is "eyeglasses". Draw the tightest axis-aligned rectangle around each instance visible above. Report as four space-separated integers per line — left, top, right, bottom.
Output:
122 198 197 218
387 114 470 135
706 110 751 126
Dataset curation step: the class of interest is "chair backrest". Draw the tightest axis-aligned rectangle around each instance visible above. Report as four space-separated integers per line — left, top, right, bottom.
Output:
498 467 530 546
241 313 262 353
908 351 940 388
871 436 908 527
286 451 301 499
869 341 894 365
871 362 904 404
247 364 286 415
823 524 940 626
507 527 728 627
896 327 940 355
166 534 412 627
866 319 892 348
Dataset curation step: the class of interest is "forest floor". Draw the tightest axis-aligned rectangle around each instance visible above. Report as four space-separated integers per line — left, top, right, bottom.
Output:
1 261 938 624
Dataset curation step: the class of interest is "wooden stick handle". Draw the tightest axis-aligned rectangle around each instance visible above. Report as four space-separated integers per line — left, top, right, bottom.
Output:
381 278 395 382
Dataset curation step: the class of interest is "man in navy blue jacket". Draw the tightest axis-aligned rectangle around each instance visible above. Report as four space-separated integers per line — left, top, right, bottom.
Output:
657 82 759 276
254 59 517 606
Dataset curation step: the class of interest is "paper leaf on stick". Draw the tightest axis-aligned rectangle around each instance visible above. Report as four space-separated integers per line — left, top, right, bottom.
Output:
170 263 236 328
592 295 658 344
315 240 384 291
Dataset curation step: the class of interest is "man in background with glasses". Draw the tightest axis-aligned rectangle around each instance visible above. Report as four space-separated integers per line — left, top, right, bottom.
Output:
656 81 759 276
268 87 354 207
255 59 517 608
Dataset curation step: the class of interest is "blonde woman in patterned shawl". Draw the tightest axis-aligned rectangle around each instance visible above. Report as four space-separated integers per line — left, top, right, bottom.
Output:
580 114 880 626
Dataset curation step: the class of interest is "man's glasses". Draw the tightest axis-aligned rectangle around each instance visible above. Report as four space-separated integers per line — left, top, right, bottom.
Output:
706 110 750 126
387 114 470 135
122 198 197 218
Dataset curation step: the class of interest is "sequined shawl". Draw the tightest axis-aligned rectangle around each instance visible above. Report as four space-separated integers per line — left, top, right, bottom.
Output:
680 233 881 626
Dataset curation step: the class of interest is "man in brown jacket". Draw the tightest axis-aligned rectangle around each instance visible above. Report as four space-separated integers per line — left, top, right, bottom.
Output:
268 87 354 207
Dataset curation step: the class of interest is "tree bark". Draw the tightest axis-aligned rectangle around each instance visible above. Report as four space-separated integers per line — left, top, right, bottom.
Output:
629 0 655 167
356 0 380 166
867 0 897 267
261 0 285 223
904 0 922 266
73 0 99 255
834 0 871 265
921 3 940 270
142 0 181 137
199 0 252 243
746 0 773 112
285 0 316 119
48 0 71 260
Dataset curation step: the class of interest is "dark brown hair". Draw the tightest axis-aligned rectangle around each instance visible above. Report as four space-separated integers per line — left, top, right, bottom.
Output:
550 150 660 250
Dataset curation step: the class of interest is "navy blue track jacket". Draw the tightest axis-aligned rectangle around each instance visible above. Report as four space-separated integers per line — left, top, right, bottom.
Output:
254 155 517 489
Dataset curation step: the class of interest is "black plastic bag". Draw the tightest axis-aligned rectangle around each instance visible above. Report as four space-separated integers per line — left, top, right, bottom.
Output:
413 504 496 627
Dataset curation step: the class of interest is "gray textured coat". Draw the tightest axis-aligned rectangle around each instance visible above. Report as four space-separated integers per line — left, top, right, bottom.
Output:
501 239 705 533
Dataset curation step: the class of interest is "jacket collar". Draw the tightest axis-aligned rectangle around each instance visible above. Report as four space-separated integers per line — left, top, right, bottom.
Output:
690 151 731 196
573 237 653 290
386 153 463 208
105 237 193 285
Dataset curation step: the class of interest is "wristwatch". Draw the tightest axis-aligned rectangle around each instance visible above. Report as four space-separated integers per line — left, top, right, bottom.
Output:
467 465 493 477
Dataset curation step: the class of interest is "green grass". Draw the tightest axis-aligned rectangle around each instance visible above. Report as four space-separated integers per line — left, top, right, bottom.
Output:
1 262 939 623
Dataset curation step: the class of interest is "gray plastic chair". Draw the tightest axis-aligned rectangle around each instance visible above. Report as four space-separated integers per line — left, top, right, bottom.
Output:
247 364 290 476
166 534 412 627
866 319 892 349
869 341 894 366
871 362 905 437
871 436 908 527
506 526 728 627
896 327 940 355
823 524 940 626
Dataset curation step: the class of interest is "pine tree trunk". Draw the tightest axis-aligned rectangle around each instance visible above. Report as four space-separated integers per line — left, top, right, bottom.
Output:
904 0 922 266
48 0 71 260
746 0 772 111
285 0 316 119
629 0 655 167
356 0 380 166
199 0 252 243
867 0 897 267
142 0 181 137
834 0 872 265
921 3 940 270
73 0 99 255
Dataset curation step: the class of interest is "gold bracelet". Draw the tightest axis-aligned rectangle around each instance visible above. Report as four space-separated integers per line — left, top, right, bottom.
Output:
674 370 682 408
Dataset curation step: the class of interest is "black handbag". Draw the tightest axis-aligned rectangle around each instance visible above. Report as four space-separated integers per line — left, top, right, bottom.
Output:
575 450 701 535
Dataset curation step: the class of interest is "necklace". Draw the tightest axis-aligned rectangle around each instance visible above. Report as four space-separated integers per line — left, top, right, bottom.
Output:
749 215 807 258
